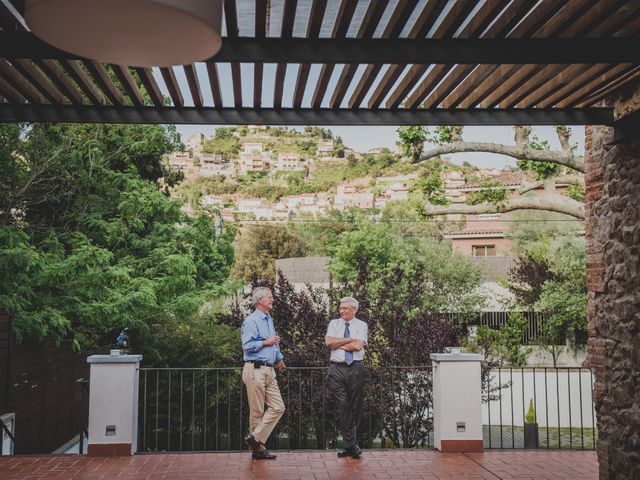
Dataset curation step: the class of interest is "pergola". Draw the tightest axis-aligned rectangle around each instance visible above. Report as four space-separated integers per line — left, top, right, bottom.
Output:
1 1 640 478
0 0 638 139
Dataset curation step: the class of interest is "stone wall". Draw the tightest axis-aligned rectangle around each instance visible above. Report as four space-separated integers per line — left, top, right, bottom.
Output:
586 82 640 479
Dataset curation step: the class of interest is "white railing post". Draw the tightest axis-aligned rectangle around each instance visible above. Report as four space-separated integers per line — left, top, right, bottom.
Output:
431 352 484 452
86 354 142 456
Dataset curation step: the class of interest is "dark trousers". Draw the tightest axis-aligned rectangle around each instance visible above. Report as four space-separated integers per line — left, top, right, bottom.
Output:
328 361 365 449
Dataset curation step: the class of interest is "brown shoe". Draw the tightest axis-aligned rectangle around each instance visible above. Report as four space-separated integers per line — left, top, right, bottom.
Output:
244 433 263 453
252 449 277 460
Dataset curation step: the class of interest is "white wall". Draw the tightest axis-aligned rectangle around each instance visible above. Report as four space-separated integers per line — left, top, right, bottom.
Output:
482 369 595 428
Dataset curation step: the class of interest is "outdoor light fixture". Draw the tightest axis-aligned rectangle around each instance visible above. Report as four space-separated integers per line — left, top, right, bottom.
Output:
24 0 223 67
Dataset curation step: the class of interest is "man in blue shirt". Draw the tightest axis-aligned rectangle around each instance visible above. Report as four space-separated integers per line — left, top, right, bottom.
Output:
241 286 286 460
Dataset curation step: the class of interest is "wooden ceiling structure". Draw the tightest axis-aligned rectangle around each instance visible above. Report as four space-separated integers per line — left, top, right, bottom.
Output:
0 0 639 129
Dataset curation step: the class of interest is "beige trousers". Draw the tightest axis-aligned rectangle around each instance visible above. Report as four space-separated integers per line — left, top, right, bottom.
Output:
242 362 285 444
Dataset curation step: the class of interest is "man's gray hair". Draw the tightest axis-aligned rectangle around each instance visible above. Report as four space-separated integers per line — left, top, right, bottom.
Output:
252 286 272 304
340 296 359 310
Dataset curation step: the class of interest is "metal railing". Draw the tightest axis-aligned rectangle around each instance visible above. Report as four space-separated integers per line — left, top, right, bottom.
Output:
137 366 596 452
137 366 434 452
483 367 596 449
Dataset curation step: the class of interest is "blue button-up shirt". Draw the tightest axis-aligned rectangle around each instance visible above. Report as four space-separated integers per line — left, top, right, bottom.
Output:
241 309 283 365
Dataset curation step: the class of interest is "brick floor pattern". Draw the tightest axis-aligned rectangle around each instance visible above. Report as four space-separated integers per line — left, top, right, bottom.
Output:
0 450 598 480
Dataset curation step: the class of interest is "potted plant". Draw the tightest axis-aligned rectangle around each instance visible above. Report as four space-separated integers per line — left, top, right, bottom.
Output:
524 398 539 449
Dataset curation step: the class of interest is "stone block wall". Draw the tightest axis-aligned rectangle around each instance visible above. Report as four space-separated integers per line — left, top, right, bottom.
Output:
586 82 640 479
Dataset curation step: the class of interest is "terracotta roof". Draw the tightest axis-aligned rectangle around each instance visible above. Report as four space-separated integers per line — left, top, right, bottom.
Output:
455 171 534 190
444 228 507 237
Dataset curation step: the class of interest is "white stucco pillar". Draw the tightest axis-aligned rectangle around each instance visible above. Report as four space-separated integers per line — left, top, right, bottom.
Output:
86 354 142 456
431 352 484 453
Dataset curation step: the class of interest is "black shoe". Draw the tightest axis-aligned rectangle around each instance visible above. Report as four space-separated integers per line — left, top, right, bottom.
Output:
252 449 277 460
337 446 360 458
244 433 262 453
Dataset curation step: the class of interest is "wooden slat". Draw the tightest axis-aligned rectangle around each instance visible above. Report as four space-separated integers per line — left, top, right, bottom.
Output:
273 64 287 109
253 0 267 108
293 0 328 108
518 3 640 108
61 60 106 105
35 59 84 104
455 0 571 108
394 0 499 110
183 64 203 108
557 64 638 107
610 6 640 37
84 61 124 105
500 64 569 108
498 0 630 108
560 0 624 38
348 0 418 109
160 67 184 107
476 0 596 108
517 63 600 108
9 59 66 104
274 0 297 109
577 66 640 107
367 0 449 109
224 0 242 108
135 67 164 106
224 0 239 38
327 0 388 109
111 65 144 106
446 0 565 108
310 0 361 109
537 64 620 108
0 59 45 103
205 62 223 108
589 1 640 37
230 63 242 108
0 76 25 103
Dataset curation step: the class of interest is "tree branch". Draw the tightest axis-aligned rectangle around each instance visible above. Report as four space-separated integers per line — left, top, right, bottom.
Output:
418 142 584 172
517 174 584 194
426 194 584 219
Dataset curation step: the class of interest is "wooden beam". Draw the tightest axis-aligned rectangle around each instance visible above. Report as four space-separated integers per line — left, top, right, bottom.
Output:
0 105 614 126
84 61 124 105
160 67 184 108
0 77 25 103
61 60 106 105
328 0 388 109
274 0 297 109
9 59 66 104
183 64 203 108
367 0 449 109
293 0 327 109
206 62 223 109
4 33 640 64
0 59 45 103
253 0 267 109
348 0 418 109
310 0 361 109
35 59 84 104
111 65 144 106
135 67 164 106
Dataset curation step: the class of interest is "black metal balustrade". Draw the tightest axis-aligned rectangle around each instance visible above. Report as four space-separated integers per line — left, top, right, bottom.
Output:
483 367 596 449
137 366 596 452
137 366 434 452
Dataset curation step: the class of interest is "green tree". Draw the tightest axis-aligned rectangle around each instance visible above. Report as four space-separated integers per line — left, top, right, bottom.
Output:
397 126 427 162
0 123 236 363
231 225 308 283
327 220 484 316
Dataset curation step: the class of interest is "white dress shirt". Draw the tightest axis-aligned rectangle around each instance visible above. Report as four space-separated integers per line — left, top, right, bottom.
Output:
326 317 368 363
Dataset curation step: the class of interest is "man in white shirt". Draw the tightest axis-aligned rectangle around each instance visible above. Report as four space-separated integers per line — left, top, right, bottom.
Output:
325 296 368 458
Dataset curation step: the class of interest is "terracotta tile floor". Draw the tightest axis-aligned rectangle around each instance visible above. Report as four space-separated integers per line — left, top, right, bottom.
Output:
0 450 598 480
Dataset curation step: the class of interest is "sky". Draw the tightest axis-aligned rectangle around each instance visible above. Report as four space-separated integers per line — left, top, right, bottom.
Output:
176 124 585 170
